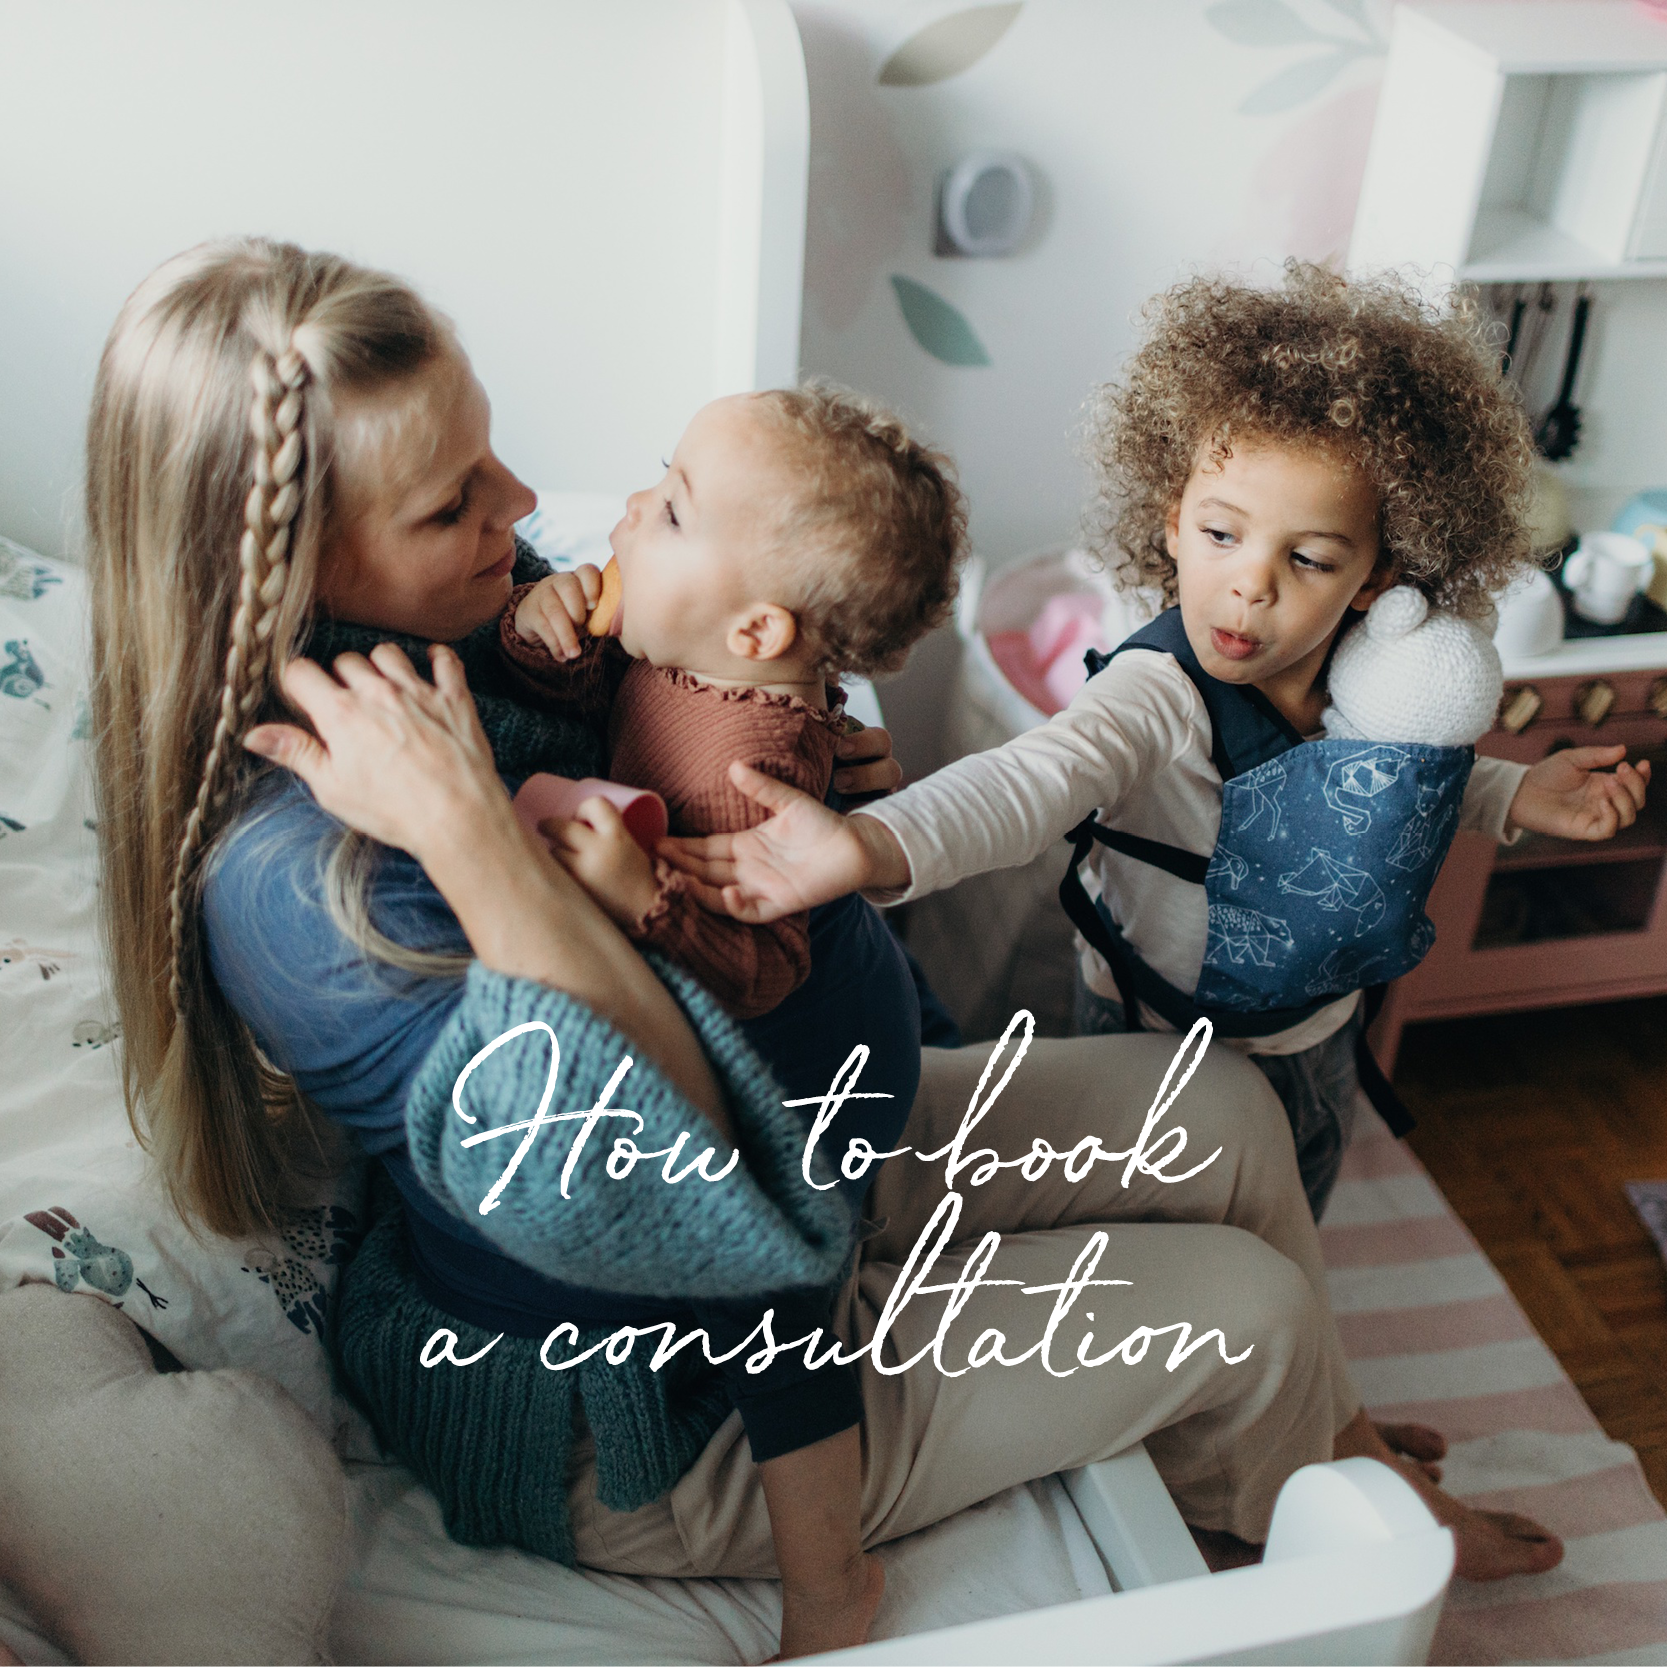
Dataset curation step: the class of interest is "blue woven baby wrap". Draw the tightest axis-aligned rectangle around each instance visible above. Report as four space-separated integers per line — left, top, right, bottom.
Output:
1058 608 1474 1136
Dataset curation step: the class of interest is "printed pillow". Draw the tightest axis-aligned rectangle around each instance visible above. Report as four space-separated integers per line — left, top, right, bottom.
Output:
0 537 366 1444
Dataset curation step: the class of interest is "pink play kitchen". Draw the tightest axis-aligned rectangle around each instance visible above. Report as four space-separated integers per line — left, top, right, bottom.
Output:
1375 611 1667 1066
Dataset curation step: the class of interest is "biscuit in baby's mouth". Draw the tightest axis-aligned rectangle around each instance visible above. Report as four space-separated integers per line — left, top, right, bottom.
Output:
587 557 624 637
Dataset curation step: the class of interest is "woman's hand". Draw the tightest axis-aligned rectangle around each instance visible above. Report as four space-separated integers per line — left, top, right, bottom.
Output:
245 643 730 1132
657 761 910 922
758 1426 885 1661
831 722 902 800
515 567 603 662
243 643 513 860
1506 744 1651 841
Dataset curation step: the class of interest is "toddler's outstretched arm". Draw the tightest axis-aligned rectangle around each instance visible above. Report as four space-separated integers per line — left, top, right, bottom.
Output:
665 649 1189 923
661 762 910 923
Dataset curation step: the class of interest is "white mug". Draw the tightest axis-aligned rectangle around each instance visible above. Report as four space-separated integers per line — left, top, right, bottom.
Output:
1564 531 1653 625
1493 569 1564 657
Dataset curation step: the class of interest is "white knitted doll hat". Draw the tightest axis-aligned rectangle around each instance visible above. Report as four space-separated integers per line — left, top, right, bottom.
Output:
1322 586 1502 745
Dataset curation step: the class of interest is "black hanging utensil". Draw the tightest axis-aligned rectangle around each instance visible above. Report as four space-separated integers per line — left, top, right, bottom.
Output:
1502 290 1525 378
1537 292 1591 462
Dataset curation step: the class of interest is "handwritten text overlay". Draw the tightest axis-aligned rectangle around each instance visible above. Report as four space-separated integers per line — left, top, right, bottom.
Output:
421 1014 1248 1381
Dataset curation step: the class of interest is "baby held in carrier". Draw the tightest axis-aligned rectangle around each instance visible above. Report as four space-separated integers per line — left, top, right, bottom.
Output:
661 263 1652 1220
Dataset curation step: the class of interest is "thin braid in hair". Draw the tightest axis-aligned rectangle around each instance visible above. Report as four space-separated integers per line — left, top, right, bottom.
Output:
165 345 308 1011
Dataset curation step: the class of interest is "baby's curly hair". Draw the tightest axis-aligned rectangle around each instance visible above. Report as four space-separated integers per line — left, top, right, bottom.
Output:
1085 262 1537 617
754 383 968 677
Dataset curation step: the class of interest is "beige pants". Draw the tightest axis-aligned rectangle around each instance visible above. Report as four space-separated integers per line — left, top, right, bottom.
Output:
570 1030 1361 1572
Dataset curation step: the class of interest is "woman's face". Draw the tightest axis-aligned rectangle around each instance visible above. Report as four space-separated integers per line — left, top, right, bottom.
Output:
317 353 537 642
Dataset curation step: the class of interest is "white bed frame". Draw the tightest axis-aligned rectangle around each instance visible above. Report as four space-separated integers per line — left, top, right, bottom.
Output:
824 1455 1452 1666
0 4 1451 1660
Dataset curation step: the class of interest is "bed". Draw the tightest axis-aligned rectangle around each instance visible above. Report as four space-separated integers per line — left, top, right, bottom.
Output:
0 4 1452 1661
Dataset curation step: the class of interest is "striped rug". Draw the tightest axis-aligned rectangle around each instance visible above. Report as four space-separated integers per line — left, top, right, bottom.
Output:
1324 1115 1667 1665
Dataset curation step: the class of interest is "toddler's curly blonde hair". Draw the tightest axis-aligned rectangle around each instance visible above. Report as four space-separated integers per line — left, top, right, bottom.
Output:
1085 262 1537 617
755 382 967 676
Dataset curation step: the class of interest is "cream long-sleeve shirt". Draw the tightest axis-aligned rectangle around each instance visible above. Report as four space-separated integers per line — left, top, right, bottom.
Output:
859 647 1528 1055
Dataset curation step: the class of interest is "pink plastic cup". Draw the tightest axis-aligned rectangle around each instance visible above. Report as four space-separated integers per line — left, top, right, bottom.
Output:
513 774 669 853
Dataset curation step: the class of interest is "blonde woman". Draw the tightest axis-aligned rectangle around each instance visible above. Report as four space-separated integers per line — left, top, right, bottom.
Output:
82 238 1491 1660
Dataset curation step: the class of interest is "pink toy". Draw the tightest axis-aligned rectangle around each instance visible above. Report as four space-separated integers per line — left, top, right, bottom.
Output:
986 590 1112 717
513 774 669 853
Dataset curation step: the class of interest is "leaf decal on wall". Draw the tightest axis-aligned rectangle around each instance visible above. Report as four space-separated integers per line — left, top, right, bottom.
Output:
1205 0 1325 47
1318 0 1383 43
1239 44 1365 114
890 276 991 366
878 3 1022 87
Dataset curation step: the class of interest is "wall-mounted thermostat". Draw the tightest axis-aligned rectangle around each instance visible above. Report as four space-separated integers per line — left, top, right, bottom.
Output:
934 151 1036 257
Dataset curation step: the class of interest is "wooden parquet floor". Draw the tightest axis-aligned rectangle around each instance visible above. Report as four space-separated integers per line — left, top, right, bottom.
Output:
1394 996 1667 1509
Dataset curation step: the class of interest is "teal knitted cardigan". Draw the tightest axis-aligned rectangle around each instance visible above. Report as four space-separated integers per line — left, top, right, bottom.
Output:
319 545 852 1562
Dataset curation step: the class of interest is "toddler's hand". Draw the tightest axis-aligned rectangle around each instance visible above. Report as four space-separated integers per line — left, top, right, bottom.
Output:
1507 743 1651 841
539 797 662 929
657 762 910 922
515 567 603 662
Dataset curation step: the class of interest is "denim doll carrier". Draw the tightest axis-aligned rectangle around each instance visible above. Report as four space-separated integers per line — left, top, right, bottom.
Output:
1058 609 1476 1137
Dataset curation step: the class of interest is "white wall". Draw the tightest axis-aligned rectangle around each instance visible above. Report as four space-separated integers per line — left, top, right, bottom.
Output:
792 0 1656 772
796 0 1399 559
0 0 775 561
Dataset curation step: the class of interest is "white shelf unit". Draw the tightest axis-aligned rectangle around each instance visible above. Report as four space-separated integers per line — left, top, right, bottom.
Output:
1350 2 1667 282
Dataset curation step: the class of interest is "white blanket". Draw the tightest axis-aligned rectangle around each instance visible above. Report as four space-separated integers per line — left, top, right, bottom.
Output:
0 542 1105 1665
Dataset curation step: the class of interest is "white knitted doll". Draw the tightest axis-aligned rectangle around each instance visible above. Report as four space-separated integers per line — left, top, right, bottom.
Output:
1323 586 1502 746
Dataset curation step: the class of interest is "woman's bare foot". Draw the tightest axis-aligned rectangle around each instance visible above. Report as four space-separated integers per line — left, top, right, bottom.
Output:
1376 1419 1447 1483
1189 1525 1263 1571
1335 1411 1562 1581
773 1550 886 1662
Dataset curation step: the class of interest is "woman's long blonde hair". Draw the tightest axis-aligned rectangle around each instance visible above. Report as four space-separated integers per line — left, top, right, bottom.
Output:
87 238 452 1239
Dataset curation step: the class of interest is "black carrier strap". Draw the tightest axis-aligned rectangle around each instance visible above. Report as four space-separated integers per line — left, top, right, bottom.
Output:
1058 818 1337 1041
1069 613 1415 1137
1087 822 1209 885
1352 986 1414 1138
1085 611 1305 786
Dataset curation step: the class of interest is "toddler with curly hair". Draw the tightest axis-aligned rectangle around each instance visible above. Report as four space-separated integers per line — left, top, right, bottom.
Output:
665 264 1649 1218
